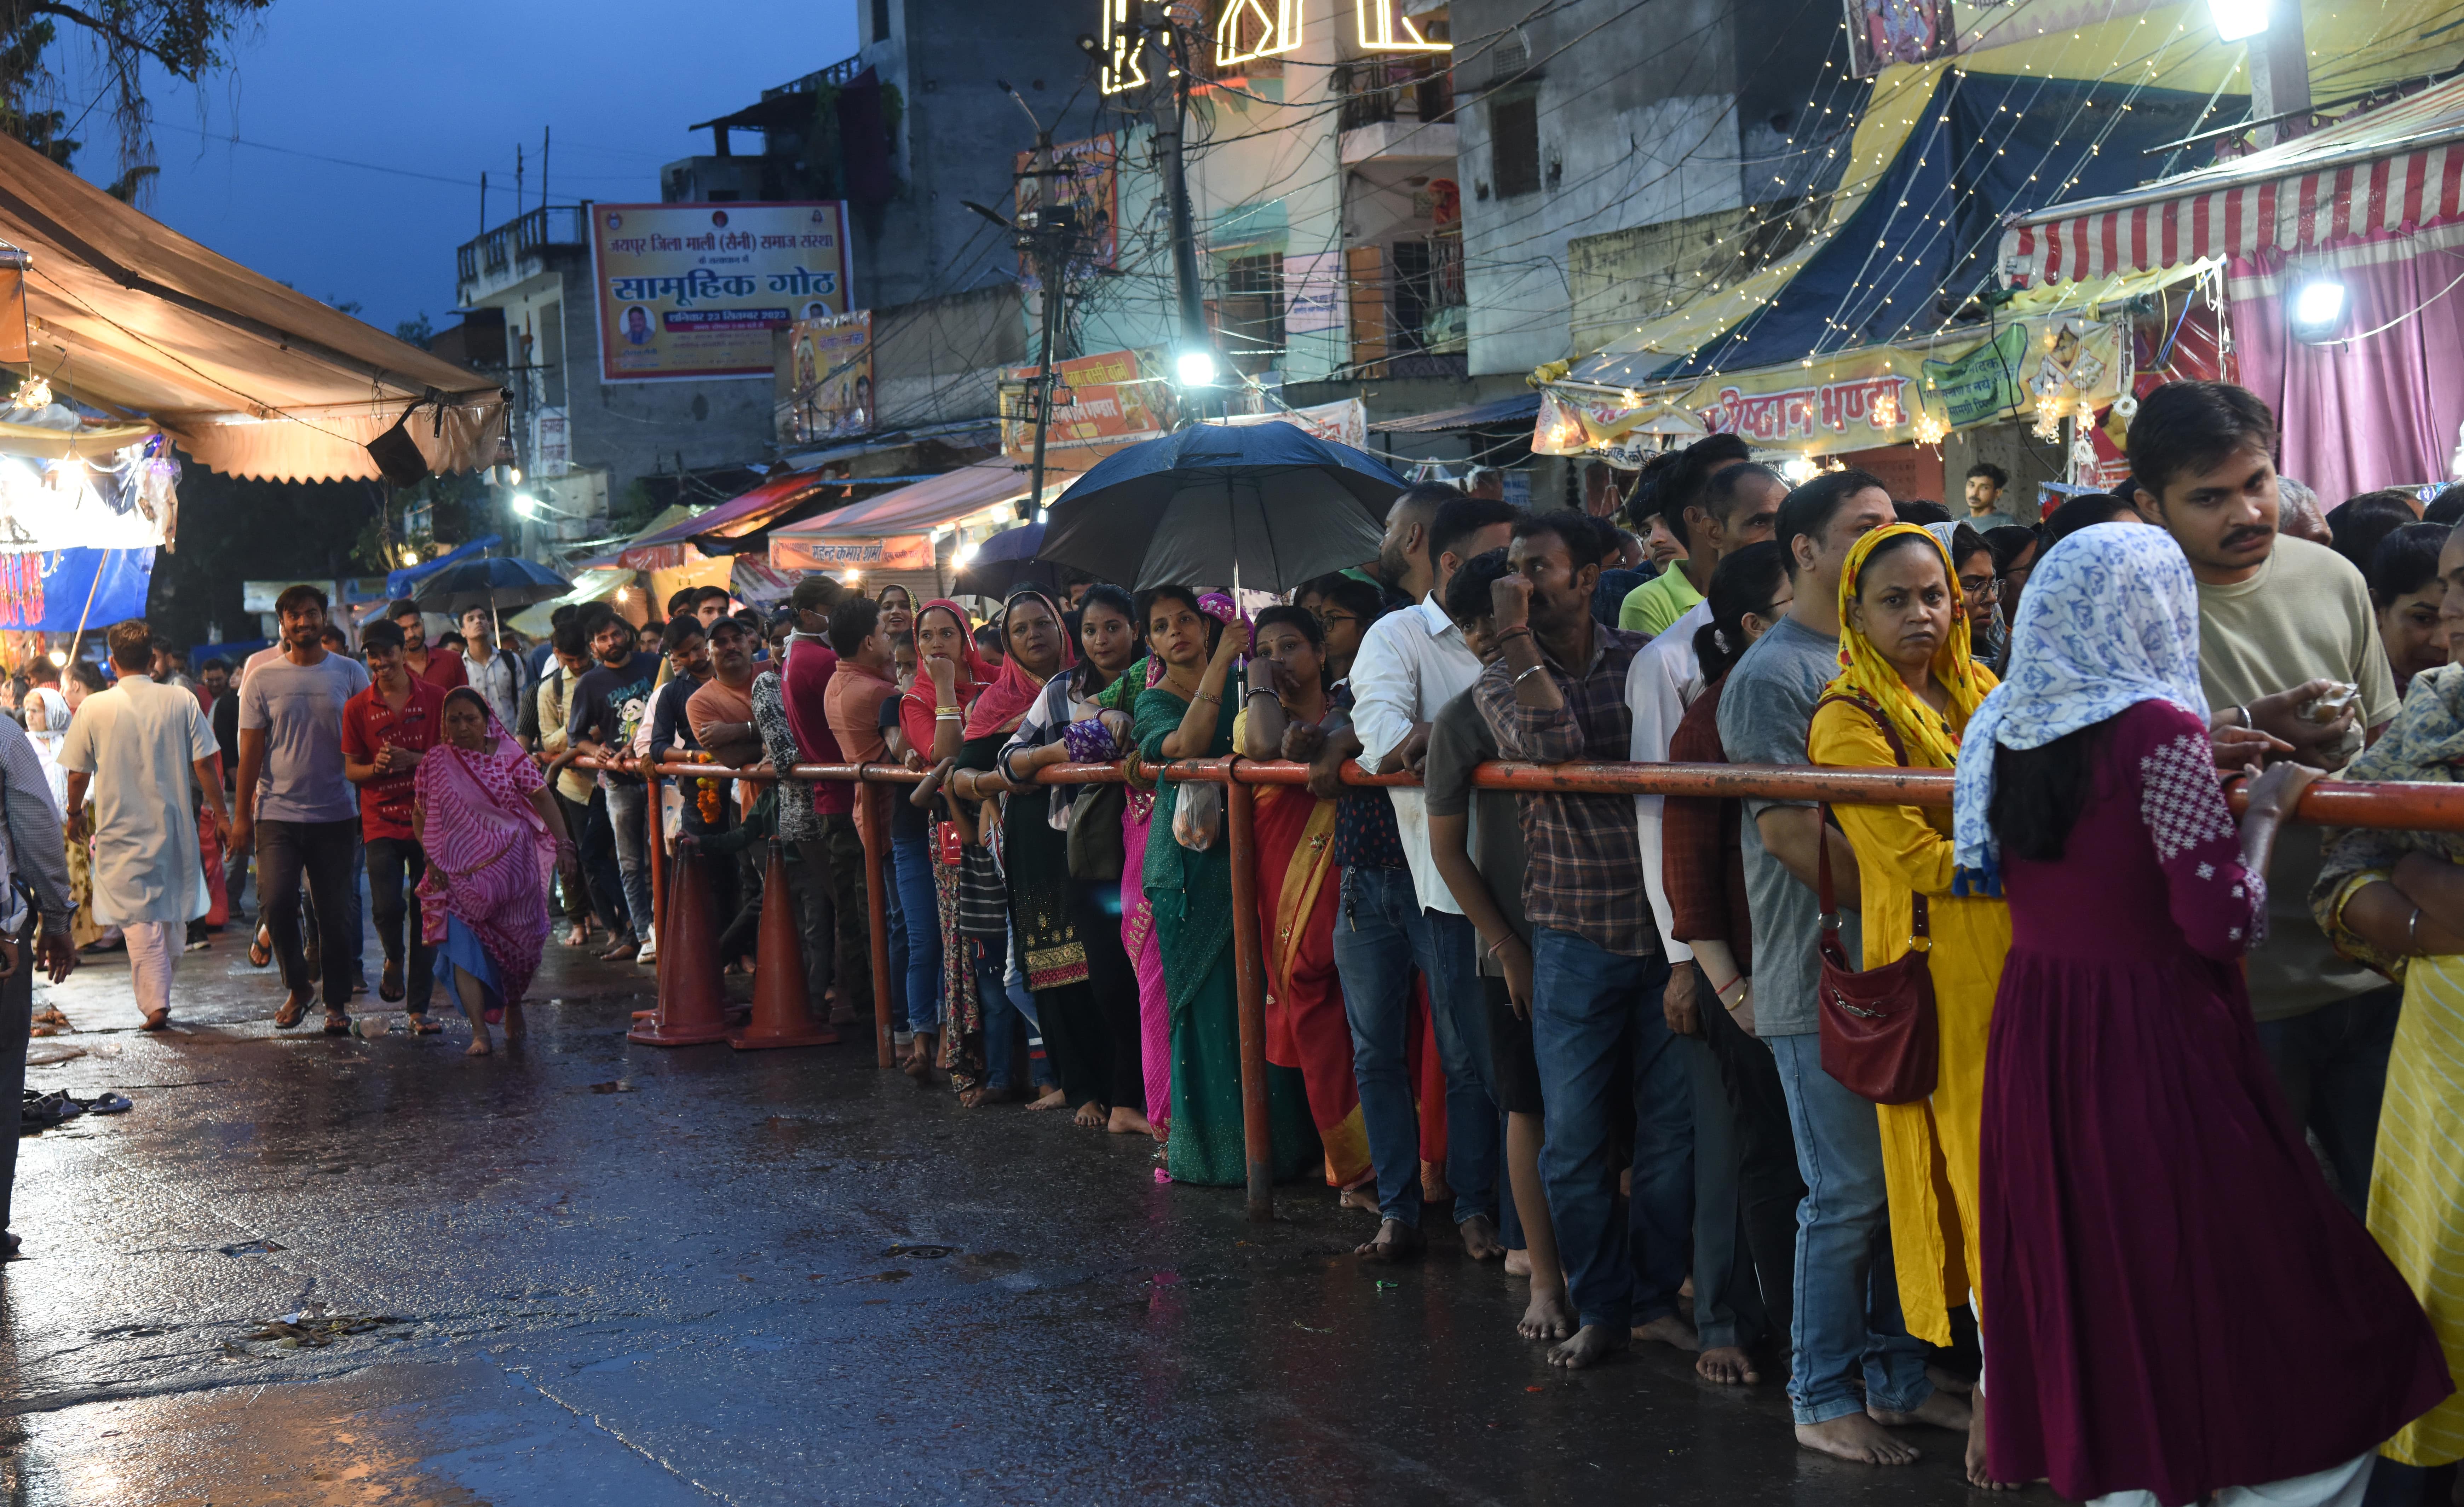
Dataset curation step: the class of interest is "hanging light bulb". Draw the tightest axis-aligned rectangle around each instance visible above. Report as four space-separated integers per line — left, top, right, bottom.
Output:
1911 408 1950 446
2031 403 2063 442
16 374 50 409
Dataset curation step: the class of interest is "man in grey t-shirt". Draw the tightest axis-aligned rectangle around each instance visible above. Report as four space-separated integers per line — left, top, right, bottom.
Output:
233 584 371 1032
1718 472 1965 1465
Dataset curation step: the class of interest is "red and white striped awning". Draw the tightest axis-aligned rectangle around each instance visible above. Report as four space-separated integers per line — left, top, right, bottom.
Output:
2001 76 2464 287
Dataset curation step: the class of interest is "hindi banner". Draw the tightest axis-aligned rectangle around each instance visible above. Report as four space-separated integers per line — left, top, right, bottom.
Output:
783 311 873 444
1000 348 1178 461
591 202 855 383
1017 134 1118 284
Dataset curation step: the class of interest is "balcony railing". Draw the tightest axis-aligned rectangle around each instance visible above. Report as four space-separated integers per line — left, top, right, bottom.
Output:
763 53 867 101
1335 57 1455 132
456 205 587 288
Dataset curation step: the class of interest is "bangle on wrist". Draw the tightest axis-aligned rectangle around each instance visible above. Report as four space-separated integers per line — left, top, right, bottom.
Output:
1513 663 1548 688
1493 625 1533 644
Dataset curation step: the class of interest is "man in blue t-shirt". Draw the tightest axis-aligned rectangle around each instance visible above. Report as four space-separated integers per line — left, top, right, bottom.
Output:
233 583 371 1032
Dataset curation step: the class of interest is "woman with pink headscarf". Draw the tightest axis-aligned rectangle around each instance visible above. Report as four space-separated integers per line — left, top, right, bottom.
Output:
414 687 581 1056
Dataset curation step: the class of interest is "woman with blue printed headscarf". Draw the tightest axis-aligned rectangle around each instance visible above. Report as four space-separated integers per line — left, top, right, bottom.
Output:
1954 522 2447 1507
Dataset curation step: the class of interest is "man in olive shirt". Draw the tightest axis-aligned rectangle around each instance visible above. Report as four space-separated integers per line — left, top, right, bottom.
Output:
2131 380 2400 1212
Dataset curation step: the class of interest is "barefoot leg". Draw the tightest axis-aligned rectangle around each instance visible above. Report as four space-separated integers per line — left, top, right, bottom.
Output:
1072 1099 1107 1128
1795 1414 1920 1466
455 966 492 1057
1696 1345 1761 1385
1507 1111 1574 1341
1106 1103 1153 1137
1545 1322 1628 1370
503 998 526 1041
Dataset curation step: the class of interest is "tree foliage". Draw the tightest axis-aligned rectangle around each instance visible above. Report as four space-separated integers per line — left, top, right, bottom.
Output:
0 1 270 204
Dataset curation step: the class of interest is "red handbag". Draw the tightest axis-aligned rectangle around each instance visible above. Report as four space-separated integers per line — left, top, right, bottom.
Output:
1811 694 1939 1105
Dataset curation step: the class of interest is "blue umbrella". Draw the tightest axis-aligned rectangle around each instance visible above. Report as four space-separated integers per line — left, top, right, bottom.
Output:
410 556 574 615
1038 422 1403 593
952 521 1062 600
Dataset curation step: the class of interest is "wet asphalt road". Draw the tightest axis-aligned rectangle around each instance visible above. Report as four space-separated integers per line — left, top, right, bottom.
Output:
0 924 2000 1506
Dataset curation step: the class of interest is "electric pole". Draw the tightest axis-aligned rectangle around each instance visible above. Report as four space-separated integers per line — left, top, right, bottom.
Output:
989 84 1081 517
1147 8 1207 364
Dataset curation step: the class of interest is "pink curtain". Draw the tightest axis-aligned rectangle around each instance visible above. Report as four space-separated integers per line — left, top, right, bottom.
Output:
2233 243 2464 508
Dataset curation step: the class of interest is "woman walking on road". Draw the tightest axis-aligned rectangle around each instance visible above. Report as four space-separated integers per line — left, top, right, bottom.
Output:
414 688 581 1056
1958 523 2449 1505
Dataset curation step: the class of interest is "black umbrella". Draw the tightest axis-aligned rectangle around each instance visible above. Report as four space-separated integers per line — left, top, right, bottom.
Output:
1037 422 1401 593
952 521 1063 599
410 556 574 617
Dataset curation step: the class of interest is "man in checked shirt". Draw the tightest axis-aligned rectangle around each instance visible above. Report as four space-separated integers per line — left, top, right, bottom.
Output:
1475 508 1695 1372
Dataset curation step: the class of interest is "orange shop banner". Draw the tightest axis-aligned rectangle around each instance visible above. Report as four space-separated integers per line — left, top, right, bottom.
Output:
769 532 936 574
1000 348 1179 462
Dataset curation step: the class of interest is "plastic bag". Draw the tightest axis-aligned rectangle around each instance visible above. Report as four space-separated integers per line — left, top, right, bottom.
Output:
1174 781 1222 851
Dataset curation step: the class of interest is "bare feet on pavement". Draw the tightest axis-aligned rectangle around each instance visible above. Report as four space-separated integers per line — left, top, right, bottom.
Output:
1547 1323 1627 1369
1696 1345 1761 1385
1354 1217 1424 1264
1868 1390 1972 1436
1106 1104 1153 1136
1072 1099 1107 1128
1338 1183 1380 1213
1519 1287 1575 1342
1025 1086 1069 1113
1458 1213 1504 1261
1967 1403 2017 1490
1796 1414 1921 1466
1630 1313 1699 1353
1502 1247 1532 1277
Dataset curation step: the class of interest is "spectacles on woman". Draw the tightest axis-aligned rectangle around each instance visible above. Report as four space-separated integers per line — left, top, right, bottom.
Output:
1315 609 1361 630
1958 573 2000 603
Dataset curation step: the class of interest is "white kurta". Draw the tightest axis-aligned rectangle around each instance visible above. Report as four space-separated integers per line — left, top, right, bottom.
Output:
56 674 217 928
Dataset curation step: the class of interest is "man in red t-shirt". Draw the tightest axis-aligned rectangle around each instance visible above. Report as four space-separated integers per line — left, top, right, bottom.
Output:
780 573 854 1016
342 619 445 1024
388 597 468 695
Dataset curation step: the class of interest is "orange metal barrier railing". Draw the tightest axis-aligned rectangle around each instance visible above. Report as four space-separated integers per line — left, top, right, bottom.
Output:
580 752 2464 1220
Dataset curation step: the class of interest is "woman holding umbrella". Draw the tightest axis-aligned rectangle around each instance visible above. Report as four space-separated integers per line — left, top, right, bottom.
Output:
1132 586 1317 1185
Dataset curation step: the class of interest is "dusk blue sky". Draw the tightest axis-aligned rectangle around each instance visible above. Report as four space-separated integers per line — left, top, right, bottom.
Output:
54 0 862 335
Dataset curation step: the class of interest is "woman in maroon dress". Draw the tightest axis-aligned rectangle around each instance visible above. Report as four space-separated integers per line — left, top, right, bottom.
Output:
1949 522 2448 1506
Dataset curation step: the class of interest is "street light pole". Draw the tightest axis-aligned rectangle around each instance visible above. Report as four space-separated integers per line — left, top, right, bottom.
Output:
1145 6 1214 417
1026 126 1063 519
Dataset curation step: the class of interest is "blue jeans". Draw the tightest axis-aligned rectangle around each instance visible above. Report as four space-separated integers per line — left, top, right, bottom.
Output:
1330 867 1499 1228
1766 1030 1932 1426
976 938 1055 1092
2255 985 2399 1216
889 825 941 1034
882 842 911 1040
1527 928 1688 1333
603 779 656 938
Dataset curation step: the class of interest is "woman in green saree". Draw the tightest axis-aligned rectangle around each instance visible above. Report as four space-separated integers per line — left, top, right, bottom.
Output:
1131 585 1317 1186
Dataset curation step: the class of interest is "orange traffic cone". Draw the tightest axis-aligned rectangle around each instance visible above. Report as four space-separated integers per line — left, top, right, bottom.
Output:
629 846 731 1046
730 842 840 1050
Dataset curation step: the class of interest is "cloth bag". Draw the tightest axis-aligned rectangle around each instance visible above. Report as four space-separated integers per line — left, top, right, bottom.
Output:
1067 782 1127 881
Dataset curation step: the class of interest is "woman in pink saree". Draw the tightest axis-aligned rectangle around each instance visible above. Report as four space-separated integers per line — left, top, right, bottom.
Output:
414 689 582 1056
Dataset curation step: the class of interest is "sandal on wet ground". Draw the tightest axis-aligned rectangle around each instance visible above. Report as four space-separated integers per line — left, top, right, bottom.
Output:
404 1013 442 1035
247 929 272 969
321 1012 351 1036
274 994 309 1029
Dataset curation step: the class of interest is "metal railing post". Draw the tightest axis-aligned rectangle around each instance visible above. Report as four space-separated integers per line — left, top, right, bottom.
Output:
1222 765 1275 1223
646 766 667 943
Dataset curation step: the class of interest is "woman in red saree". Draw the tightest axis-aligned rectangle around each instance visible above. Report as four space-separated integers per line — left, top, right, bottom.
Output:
414 688 581 1057
1234 606 1370 1194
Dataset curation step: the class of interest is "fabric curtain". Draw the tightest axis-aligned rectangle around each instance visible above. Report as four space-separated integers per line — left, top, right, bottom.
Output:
2233 241 2464 506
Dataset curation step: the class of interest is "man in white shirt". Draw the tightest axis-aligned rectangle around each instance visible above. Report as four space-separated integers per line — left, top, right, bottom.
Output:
60 619 227 1030
458 605 524 731
1341 484 1518 1263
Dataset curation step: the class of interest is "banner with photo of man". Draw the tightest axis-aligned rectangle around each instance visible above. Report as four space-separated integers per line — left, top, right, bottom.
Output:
782 311 873 444
1015 134 1118 287
591 202 854 383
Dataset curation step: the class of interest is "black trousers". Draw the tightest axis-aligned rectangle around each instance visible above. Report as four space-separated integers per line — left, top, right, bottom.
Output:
563 789 630 937
1039 880 1145 1112
1700 992 1807 1350
257 818 359 1010
364 836 436 1012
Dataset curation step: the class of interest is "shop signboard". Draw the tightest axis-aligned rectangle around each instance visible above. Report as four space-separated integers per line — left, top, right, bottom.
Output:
1000 348 1178 461
1921 324 2030 430
590 202 854 383
770 532 937 574
1844 0 1953 77
783 311 874 444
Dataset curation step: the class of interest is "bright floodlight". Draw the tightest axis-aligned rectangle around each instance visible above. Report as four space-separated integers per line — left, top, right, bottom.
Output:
952 541 980 568
2209 0 2269 40
2289 278 2348 343
1174 347 1220 386
511 493 539 518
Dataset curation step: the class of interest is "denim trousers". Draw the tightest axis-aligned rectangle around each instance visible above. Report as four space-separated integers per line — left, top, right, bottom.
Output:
889 825 941 1034
2255 986 2400 1216
975 938 1054 1092
559 790 630 936
882 838 911 1039
1329 865 1498 1229
1766 1030 1932 1426
1527 927 1688 1334
363 836 436 1012
602 779 656 937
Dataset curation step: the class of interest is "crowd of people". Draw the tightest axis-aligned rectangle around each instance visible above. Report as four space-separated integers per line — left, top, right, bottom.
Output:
9 379 2464 1503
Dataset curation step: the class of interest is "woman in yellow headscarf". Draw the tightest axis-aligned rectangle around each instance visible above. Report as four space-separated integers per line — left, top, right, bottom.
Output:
1806 521 2013 1491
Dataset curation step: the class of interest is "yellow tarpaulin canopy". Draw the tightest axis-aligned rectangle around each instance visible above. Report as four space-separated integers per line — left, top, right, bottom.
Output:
0 131 503 481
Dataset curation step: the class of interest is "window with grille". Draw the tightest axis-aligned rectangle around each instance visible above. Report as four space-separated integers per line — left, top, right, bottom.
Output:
1491 96 1539 198
1219 253 1285 373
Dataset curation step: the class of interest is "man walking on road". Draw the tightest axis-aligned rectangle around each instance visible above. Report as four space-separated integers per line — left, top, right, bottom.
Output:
342 620 443 1029
57 620 227 1031
388 599 466 694
0 706 76 1259
234 584 371 1034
